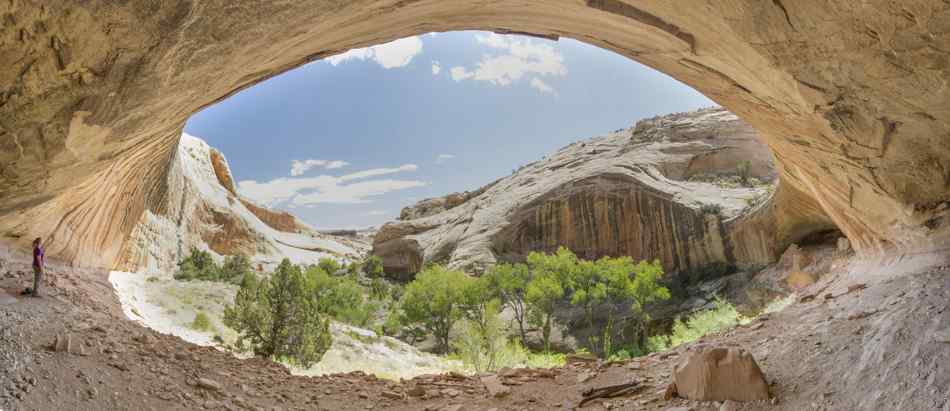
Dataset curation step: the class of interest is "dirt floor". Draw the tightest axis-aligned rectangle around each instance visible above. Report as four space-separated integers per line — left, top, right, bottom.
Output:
0 249 948 411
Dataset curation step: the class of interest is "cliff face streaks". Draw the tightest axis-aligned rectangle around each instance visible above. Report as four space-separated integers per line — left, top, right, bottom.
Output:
374 108 784 277
1 1 949 271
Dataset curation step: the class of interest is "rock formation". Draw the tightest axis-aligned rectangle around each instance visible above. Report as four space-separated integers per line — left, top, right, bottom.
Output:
374 108 782 276
0 0 949 272
670 345 770 402
117 133 366 274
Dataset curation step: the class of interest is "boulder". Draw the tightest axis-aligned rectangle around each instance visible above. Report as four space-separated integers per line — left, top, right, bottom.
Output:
671 345 769 402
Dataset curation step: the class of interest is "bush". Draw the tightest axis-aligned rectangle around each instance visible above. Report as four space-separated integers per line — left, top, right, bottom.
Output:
699 203 723 215
174 247 219 281
665 298 749 348
174 248 253 285
451 299 507 372
362 255 385 279
221 254 253 284
737 160 752 186
191 312 213 332
224 259 333 367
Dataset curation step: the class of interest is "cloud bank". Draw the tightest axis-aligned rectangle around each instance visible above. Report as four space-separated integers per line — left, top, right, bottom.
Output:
239 164 426 206
450 33 567 94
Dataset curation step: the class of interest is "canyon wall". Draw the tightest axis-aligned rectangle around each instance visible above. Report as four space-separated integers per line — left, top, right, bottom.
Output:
118 133 366 274
374 108 795 276
1 1 949 270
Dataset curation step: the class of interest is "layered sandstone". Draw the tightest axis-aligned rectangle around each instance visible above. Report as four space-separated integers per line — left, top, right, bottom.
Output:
118 134 366 274
1 1 949 270
374 108 782 276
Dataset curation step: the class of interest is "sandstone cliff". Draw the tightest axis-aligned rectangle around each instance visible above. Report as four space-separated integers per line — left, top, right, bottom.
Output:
374 108 784 277
2 1 949 270
118 133 367 274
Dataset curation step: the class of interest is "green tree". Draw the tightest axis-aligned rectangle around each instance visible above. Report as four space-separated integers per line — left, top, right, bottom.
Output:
224 259 332 367
483 262 531 344
305 265 369 326
523 247 576 352
399 265 471 353
221 254 253 284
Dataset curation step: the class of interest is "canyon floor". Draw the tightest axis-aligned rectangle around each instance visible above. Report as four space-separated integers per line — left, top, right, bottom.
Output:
1 251 947 411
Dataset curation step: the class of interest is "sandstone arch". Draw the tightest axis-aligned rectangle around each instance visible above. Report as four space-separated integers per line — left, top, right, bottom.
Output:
1 1 948 269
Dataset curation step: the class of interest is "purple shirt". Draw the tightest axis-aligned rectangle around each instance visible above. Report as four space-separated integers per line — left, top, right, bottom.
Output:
33 246 44 268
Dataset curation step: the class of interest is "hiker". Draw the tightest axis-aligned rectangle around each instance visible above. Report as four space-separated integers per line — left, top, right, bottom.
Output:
31 237 44 297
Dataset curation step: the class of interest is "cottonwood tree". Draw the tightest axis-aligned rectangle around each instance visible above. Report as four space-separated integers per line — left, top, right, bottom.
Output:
483 262 532 344
399 265 471 353
523 248 576 352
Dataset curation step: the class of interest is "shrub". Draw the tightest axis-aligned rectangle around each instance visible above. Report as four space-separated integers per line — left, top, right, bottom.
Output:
174 248 253 284
221 254 253 284
317 258 342 276
699 203 723 215
737 160 752 186
452 299 507 372
224 258 333 367
666 298 749 348
174 247 219 281
191 312 213 332
362 255 385 279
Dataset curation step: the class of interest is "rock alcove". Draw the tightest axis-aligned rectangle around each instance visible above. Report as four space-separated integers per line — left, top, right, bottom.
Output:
1 1 949 271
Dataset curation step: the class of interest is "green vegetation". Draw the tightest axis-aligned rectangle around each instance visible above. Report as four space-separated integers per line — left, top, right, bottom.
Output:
184 246 794 373
223 259 333 367
398 265 471 353
174 247 253 285
191 311 213 332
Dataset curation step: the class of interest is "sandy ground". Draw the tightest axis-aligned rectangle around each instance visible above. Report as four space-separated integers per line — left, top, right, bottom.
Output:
0 248 948 411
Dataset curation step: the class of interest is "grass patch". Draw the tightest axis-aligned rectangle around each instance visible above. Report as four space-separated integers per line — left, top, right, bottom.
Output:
146 276 160 283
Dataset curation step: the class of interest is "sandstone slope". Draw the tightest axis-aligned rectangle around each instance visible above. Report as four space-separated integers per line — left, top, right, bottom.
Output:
118 133 366 274
373 108 780 277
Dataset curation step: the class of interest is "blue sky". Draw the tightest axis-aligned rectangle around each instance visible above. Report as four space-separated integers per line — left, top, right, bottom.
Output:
184 31 714 229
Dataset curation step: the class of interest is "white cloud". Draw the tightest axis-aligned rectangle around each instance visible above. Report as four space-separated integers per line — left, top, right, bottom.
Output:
530 78 556 95
239 164 426 206
448 33 566 93
339 164 418 181
325 36 423 69
290 159 350 176
431 61 441 75
435 154 456 164
325 160 348 169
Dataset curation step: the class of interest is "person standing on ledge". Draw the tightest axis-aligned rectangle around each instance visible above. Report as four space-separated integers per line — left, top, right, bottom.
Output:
31 237 44 297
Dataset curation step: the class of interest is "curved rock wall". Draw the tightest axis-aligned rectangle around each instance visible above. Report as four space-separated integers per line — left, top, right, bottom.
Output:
374 108 784 276
1 1 949 269
117 134 365 274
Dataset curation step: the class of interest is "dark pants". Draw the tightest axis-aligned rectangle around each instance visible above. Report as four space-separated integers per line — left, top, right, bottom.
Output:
32 266 43 296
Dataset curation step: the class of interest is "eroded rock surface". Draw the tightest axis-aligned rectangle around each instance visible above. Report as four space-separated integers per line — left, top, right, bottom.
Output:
1 0 949 270
374 108 780 276
118 134 366 273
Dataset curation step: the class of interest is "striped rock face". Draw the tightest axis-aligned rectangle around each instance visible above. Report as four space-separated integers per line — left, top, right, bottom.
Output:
1 1 949 270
